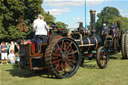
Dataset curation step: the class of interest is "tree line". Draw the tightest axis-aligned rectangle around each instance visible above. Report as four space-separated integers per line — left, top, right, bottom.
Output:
96 6 128 34
0 0 67 41
0 0 128 41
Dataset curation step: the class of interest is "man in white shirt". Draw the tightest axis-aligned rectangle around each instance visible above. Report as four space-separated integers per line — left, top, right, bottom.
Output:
33 14 49 52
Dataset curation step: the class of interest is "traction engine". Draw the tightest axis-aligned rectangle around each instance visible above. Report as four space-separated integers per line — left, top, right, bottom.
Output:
19 10 109 78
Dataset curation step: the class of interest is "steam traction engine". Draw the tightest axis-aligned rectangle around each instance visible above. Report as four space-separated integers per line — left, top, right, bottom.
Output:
104 24 128 59
19 10 109 79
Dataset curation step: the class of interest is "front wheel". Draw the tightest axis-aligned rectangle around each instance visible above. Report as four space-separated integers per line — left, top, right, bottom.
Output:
96 46 109 69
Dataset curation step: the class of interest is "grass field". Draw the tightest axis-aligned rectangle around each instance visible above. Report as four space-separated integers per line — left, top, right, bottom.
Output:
0 52 128 85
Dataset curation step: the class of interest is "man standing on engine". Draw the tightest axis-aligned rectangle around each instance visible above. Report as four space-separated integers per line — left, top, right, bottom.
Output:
110 22 118 37
101 23 108 45
101 23 108 36
33 14 49 52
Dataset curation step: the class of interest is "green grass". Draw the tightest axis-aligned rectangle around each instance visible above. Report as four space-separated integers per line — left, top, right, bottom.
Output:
0 52 128 85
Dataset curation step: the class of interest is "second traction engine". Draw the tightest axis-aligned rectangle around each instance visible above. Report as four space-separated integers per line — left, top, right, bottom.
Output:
72 10 102 51
71 10 108 68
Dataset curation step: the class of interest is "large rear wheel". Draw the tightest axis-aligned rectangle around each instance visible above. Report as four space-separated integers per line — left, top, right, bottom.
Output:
124 34 128 59
121 34 127 59
45 37 80 78
96 46 109 69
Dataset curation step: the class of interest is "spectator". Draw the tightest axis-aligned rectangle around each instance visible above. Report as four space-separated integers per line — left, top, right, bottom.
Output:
6 42 10 54
27 39 32 44
14 42 19 53
0 44 1 60
0 44 1 53
8 50 15 64
15 53 20 66
1 42 8 65
9 41 15 53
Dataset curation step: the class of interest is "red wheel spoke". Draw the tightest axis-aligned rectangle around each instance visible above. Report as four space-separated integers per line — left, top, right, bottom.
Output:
69 50 78 55
66 46 70 50
69 42 73 46
66 60 73 68
55 47 59 52
63 62 67 72
65 62 72 70
52 59 61 64
60 63 64 72
57 65 61 72
68 56 74 58
67 46 72 53
64 42 67 51
65 42 70 44
100 55 107 66
62 40 64 46
68 59 76 63
52 52 61 57
56 44 63 54
55 62 60 70
52 56 59 60
56 62 64 72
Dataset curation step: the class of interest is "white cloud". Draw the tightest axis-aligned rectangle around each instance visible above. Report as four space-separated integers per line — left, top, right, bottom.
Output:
122 13 128 17
119 9 128 17
43 0 108 16
119 9 128 12
43 0 108 7
72 17 86 26
44 1 84 7
45 8 71 16
73 17 85 21
87 0 105 6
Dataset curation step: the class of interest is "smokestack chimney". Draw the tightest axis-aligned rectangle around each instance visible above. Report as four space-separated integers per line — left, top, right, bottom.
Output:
90 10 96 35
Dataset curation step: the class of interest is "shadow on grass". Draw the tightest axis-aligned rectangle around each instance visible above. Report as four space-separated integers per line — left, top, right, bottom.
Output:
108 52 124 60
80 59 98 69
109 56 121 59
81 64 97 69
6 65 59 79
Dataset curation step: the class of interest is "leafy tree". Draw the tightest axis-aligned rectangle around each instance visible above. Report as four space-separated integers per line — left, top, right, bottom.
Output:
0 0 27 41
96 6 120 34
111 16 128 31
44 11 56 26
24 0 44 23
0 0 57 41
8 26 27 40
96 6 128 34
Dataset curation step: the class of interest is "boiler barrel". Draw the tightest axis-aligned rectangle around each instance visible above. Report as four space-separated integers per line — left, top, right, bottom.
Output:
76 36 102 51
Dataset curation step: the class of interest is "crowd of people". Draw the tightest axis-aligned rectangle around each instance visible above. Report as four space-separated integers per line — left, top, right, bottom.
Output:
0 41 20 65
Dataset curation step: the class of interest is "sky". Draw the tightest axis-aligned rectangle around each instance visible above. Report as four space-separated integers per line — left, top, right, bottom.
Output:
42 0 128 28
